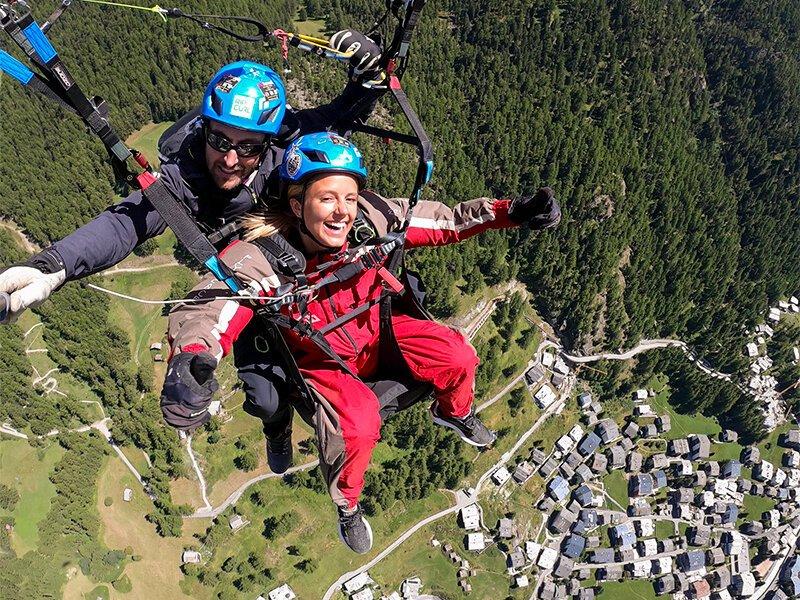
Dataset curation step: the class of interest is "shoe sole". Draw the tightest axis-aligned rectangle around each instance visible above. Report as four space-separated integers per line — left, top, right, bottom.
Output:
266 439 293 475
430 408 495 447
338 514 374 554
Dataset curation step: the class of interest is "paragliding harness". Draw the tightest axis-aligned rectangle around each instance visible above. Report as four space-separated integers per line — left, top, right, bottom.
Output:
0 0 156 188
0 0 434 421
248 190 436 422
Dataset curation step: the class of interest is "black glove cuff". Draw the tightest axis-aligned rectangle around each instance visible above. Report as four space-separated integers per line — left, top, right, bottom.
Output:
22 247 66 274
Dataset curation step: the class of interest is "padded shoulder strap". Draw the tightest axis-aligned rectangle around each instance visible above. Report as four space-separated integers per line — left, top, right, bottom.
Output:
252 233 308 288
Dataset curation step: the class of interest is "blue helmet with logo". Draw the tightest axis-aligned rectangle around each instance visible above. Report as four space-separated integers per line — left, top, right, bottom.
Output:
279 132 368 186
201 61 286 135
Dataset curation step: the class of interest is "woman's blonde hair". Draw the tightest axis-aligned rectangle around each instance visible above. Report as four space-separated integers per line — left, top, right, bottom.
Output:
242 183 303 241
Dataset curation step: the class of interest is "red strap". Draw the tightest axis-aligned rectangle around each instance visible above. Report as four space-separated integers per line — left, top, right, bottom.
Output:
377 266 405 294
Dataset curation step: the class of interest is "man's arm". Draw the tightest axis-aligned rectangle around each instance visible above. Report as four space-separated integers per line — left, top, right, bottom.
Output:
51 188 168 279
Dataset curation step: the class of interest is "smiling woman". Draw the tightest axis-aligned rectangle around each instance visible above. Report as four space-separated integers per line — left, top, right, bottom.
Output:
164 130 561 553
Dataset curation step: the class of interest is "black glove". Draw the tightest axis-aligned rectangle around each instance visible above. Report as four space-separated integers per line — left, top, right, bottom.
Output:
508 187 561 230
160 352 219 431
330 29 383 81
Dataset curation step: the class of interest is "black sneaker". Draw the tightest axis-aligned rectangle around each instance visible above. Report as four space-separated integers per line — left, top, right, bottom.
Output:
265 428 293 475
337 504 373 554
430 403 497 447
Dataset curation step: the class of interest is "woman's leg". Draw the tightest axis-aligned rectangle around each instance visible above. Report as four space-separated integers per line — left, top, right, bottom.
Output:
300 363 382 509
391 313 479 417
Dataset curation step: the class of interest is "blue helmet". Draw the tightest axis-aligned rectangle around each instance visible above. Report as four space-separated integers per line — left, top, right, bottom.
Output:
279 132 368 186
201 61 286 135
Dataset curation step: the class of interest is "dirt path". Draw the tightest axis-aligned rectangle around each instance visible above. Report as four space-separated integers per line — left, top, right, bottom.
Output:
0 218 40 254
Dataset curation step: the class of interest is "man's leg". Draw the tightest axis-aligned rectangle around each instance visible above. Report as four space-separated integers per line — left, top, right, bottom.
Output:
391 313 496 446
301 363 381 553
233 327 293 473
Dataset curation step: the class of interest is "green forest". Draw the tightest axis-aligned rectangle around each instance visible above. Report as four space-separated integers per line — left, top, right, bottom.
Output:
0 0 799 596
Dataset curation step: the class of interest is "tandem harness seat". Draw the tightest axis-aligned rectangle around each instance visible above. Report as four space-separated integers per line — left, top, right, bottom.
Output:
247 190 435 429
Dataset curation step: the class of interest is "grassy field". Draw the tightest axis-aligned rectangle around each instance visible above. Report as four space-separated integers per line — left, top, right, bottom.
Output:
94 455 201 600
0 439 63 555
125 122 173 165
603 469 629 509
602 579 658 600
742 493 776 522
646 374 721 440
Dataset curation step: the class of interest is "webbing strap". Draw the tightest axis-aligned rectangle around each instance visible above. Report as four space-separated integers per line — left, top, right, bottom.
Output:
143 179 241 292
317 292 388 335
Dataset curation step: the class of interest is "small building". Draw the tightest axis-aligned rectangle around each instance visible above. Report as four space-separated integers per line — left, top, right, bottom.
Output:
539 457 559 478
610 522 636 548
149 341 163 351
537 546 558 569
678 550 706 573
630 473 654 497
534 384 557 409
690 579 711 599
669 438 690 457
730 572 756 597
562 534 586 559
591 548 615 564
606 445 625 469
549 508 577 534
465 532 485 552
721 531 744 555
267 584 297 600
595 419 620 444
688 525 711 546
654 574 675 594
460 504 480 531
598 565 623 581
622 421 640 439
721 459 742 479
638 538 658 557
498 518 515 539
720 429 738 443
507 547 527 571
530 447 547 465
578 392 592 408
514 574 529 589
229 514 249 531
553 556 575 580
634 389 648 401
706 547 725 567
745 342 758 357
634 404 654 418
525 541 542 562
512 461 535 484
525 364 545 385
689 434 711 460
753 460 774 481
573 484 594 507
779 556 800 597
575 463 594 484
548 476 570 503
343 572 375 595
578 432 602 457
590 453 608 474
491 466 512 486
647 453 669 471
625 450 644 473
741 446 761 465
181 550 201 564
656 414 671 433
123 487 133 502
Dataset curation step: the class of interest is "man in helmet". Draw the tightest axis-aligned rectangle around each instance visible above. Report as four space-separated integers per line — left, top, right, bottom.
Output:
0 30 384 472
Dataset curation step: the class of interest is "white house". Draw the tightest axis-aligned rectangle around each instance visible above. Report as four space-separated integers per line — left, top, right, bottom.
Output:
491 466 511 486
343 572 375 595
636 518 655 537
460 504 481 531
541 351 555 367
534 385 557 409
515 574 529 588
631 560 650 578
634 404 654 417
181 550 201 564
556 434 575 453
745 343 759 357
267 584 297 600
768 308 781 322
466 532 486 552
553 357 570 375
537 546 558 569
568 424 585 442
525 541 542 562
229 514 249 531
351 588 374 600
634 389 648 401
753 460 774 481
123 487 133 502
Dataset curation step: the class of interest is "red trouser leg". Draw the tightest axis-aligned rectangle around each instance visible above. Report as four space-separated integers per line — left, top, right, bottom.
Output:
300 362 382 509
391 313 479 418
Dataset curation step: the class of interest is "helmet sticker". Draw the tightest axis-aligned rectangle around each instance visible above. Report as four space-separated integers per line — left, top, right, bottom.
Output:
286 150 302 177
230 95 255 119
328 134 350 147
258 81 279 102
216 75 239 94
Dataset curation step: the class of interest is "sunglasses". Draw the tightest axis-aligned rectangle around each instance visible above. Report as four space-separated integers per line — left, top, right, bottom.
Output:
205 129 267 158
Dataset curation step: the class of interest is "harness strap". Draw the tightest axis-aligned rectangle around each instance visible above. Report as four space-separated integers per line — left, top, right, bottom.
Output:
317 292 388 335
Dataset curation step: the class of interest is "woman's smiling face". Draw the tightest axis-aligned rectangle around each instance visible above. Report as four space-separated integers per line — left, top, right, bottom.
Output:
290 174 360 251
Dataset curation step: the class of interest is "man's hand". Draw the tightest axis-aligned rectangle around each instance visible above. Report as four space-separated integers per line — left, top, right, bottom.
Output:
508 187 561 230
330 29 383 81
0 248 66 324
160 351 219 431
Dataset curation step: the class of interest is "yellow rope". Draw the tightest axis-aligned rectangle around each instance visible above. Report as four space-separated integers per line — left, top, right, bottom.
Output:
78 0 167 22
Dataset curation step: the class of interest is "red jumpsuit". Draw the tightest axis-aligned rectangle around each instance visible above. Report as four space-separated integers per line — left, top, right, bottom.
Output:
170 194 515 508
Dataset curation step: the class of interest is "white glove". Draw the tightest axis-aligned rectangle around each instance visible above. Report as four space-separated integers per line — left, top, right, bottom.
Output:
0 265 66 324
